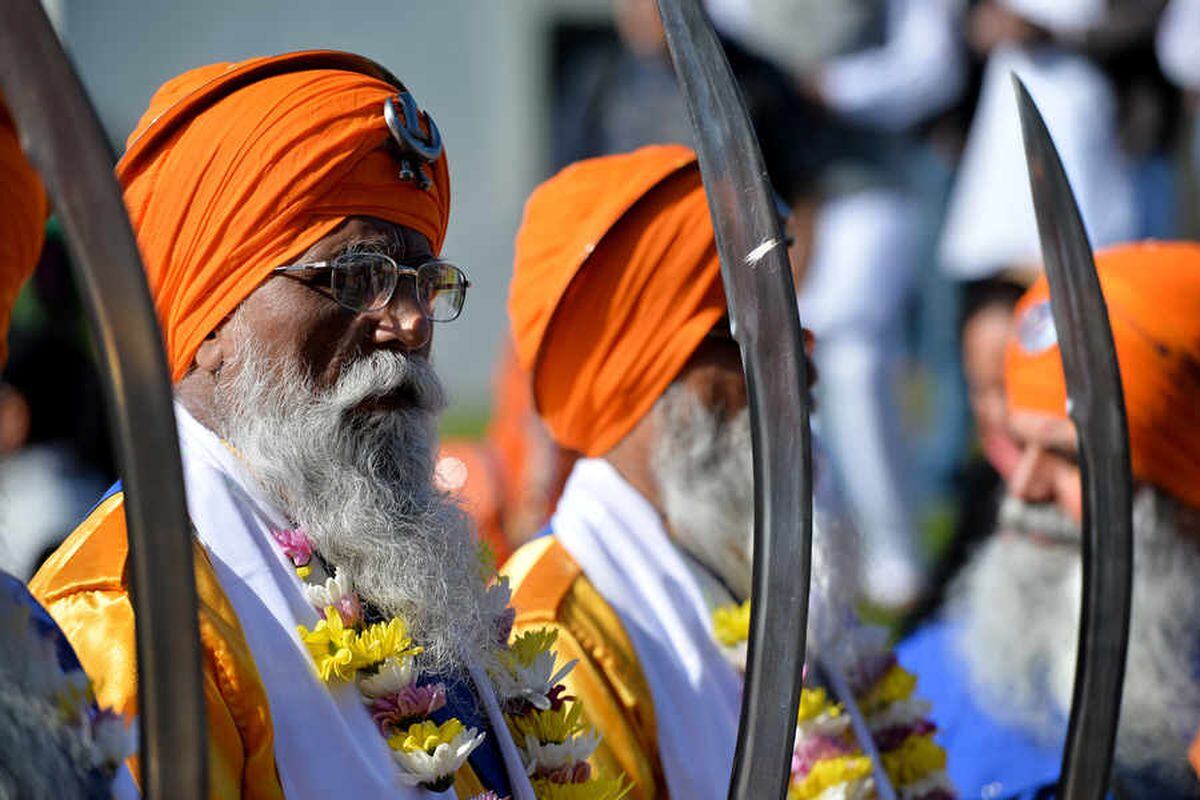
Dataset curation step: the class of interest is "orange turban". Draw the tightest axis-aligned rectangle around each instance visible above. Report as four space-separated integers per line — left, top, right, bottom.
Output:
0 93 48 366
118 50 451 380
1005 240 1200 508
509 144 725 457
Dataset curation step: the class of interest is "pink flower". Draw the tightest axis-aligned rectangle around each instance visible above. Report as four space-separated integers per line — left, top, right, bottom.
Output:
532 761 591 784
271 527 313 567
792 734 857 776
469 794 507 800
333 592 363 627
368 683 447 733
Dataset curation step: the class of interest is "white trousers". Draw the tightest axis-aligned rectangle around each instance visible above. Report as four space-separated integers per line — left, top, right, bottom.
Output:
800 187 923 602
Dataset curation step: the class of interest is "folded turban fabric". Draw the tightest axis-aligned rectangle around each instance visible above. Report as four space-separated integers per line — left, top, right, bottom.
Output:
1005 240 1200 508
509 144 725 457
118 50 451 380
0 93 48 366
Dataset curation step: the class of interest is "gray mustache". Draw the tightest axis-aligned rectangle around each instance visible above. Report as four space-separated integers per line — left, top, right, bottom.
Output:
997 496 1081 544
330 352 446 414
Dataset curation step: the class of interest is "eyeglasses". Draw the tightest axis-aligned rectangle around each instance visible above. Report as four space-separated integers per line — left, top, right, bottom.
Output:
273 251 470 322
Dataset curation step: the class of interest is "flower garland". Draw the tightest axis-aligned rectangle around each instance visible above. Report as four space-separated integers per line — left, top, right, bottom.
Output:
277 527 628 799
713 600 955 800
0 577 136 796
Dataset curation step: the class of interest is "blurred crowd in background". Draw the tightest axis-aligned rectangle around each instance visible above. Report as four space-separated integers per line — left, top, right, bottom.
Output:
4 0 1200 620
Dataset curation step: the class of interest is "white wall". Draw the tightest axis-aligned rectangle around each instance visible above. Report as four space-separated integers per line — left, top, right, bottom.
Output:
60 0 607 407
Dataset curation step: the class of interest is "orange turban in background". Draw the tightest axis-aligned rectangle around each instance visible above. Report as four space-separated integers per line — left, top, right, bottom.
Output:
0 93 48 366
118 50 451 380
509 144 725 457
1005 240 1200 508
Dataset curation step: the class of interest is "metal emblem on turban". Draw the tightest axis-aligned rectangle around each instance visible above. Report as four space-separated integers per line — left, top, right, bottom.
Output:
383 91 442 189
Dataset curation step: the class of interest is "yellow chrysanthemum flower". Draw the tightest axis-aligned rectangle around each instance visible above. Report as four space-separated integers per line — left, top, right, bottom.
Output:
859 664 917 714
352 616 421 666
881 733 947 787
796 687 842 723
787 755 874 800
297 608 420 683
530 776 632 800
507 628 559 669
509 700 590 745
389 718 467 755
712 600 751 647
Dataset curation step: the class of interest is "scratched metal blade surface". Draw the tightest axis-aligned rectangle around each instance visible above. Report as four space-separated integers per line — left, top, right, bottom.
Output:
0 2 207 797
1014 77 1133 800
656 2 814 798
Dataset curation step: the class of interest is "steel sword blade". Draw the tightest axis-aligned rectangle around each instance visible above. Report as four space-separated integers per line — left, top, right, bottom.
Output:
1014 76 1133 800
656 2 814 798
0 2 207 796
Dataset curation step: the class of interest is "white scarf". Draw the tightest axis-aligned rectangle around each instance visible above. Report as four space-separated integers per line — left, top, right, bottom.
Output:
176 405 530 799
551 459 742 800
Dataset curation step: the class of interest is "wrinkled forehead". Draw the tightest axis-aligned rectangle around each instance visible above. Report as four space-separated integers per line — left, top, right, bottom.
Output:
1006 408 1078 454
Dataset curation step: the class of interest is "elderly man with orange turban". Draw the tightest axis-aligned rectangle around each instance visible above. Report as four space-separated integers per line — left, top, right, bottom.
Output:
898 241 1200 799
29 52 621 800
503 144 954 800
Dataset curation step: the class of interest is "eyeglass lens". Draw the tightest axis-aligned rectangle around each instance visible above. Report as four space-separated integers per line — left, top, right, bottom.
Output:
330 253 467 321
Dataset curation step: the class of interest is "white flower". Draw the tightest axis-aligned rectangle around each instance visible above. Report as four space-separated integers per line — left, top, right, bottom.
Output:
812 777 875 800
865 696 932 734
303 568 355 610
898 771 953 799
392 726 485 787
493 650 577 710
794 708 852 742
521 730 600 773
481 577 513 624
91 711 137 768
357 657 418 698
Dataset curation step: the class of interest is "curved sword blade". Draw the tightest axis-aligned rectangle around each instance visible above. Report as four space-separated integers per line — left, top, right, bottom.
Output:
0 2 207 797
1013 76 1133 800
656 2 814 798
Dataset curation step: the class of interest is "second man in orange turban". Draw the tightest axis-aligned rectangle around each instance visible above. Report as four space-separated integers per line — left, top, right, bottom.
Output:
503 144 953 800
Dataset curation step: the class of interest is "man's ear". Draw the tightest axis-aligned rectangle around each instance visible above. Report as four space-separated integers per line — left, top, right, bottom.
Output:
193 332 225 376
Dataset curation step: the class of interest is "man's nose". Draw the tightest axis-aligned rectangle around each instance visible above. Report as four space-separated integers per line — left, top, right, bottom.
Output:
1005 445 1056 504
370 290 431 351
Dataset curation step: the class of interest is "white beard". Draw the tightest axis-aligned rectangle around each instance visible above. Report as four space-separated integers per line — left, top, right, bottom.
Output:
952 487 1200 794
650 382 860 654
209 320 500 675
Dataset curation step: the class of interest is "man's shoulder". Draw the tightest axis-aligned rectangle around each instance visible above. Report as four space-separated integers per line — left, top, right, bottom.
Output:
504 535 585 619
30 489 130 603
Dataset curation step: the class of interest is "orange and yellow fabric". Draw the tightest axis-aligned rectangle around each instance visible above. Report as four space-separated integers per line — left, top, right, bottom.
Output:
1005 240 1200 509
32 50 454 797
0 91 48 365
508 143 724 458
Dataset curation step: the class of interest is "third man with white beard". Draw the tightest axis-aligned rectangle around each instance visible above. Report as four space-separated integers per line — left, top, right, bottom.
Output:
503 144 955 800
899 241 1200 799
